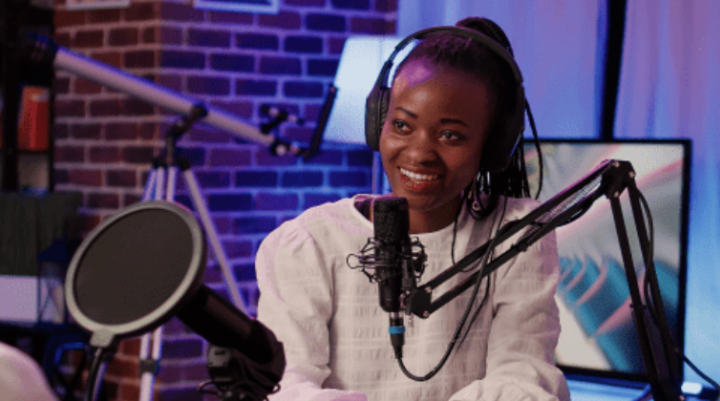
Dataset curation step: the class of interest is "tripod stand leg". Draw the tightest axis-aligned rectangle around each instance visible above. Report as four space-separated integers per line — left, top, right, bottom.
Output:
154 167 166 202
139 334 154 401
139 325 164 401
137 165 170 401
167 165 178 202
183 168 248 314
142 169 158 202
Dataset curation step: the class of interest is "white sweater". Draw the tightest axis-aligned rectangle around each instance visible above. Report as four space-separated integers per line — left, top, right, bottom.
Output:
256 195 570 401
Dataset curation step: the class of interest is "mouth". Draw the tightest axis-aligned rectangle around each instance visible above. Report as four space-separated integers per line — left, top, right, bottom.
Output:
399 168 440 181
398 167 441 191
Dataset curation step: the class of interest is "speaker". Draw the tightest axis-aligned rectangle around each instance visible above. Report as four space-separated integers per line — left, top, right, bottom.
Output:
364 25 526 174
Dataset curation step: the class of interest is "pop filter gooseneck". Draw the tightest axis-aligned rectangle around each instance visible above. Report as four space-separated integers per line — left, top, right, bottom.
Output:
65 201 284 401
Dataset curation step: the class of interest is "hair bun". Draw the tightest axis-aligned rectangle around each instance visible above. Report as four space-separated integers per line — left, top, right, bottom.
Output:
456 17 514 56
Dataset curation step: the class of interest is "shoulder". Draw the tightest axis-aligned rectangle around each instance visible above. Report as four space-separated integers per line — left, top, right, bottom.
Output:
0 342 56 400
500 196 540 221
274 197 354 234
471 196 540 229
496 196 557 253
258 196 372 252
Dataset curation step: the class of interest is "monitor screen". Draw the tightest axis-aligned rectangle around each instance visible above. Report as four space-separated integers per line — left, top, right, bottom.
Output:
523 139 690 383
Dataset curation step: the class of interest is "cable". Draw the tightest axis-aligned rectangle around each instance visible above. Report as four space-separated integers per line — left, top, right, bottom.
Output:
679 349 720 393
636 188 720 396
526 102 543 200
396 197 507 381
457 197 509 347
84 347 109 401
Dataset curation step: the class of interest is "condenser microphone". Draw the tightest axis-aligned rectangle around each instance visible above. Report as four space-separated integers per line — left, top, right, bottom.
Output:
372 196 410 358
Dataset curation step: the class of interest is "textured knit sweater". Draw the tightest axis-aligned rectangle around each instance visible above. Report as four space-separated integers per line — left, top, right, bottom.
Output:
256 195 570 401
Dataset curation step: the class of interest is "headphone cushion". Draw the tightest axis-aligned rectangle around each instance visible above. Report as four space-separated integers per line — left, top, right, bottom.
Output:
365 86 390 151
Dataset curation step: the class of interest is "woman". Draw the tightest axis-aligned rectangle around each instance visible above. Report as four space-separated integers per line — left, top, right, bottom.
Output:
256 17 570 401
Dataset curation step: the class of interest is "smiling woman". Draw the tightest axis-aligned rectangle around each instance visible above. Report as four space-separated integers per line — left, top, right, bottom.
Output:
255 17 569 401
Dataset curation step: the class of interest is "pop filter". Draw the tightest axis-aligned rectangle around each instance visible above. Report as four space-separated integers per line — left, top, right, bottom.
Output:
65 201 206 345
65 201 284 400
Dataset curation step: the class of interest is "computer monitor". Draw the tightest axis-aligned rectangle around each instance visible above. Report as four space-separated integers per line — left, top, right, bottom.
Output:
523 139 690 384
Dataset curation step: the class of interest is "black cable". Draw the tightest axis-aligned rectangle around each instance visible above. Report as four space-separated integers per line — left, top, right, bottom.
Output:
526 102 543 200
636 189 720 396
451 193 466 265
84 347 109 401
679 349 720 393
396 197 507 381
636 189 656 319
458 196 509 347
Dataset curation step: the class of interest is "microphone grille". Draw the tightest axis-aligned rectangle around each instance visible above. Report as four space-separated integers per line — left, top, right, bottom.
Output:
373 196 409 243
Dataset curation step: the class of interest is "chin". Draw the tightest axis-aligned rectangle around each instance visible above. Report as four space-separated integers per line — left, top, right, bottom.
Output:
396 193 446 213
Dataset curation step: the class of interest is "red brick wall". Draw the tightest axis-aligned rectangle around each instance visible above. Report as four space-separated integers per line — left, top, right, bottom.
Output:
53 0 396 399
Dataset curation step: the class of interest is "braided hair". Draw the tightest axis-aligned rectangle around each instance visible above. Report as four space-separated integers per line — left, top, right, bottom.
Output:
393 17 538 220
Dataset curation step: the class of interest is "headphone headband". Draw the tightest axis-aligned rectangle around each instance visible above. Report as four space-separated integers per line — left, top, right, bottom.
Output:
383 26 523 86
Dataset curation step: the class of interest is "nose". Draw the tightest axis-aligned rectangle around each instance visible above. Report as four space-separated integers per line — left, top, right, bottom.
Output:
404 130 439 164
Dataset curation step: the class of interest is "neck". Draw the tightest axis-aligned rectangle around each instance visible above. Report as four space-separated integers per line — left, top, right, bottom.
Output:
407 195 463 234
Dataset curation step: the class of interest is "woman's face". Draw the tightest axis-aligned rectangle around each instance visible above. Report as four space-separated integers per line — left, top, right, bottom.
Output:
379 60 495 223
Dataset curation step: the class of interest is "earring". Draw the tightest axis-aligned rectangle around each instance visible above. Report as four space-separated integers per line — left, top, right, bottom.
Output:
471 176 481 212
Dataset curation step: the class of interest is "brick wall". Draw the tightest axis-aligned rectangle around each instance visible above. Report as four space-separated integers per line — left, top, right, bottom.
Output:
52 0 397 399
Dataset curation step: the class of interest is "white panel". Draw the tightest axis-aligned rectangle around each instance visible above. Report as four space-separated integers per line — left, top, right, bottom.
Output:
0 276 39 323
325 36 405 144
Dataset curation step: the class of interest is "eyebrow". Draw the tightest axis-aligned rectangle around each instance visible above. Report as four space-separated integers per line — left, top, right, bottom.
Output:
440 118 469 127
396 107 417 119
395 107 469 127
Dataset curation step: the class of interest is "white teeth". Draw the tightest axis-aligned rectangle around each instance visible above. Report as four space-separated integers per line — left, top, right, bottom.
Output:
400 168 438 181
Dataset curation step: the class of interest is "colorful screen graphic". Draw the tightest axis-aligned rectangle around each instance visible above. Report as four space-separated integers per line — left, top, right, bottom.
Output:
523 140 690 381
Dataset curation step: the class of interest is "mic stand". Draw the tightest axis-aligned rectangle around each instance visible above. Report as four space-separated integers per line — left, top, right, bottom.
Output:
402 160 683 401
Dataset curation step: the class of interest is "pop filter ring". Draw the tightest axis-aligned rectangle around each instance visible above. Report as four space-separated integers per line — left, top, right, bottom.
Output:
65 200 207 347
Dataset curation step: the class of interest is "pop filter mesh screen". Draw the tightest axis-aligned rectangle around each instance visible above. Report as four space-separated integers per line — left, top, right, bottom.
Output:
74 208 195 325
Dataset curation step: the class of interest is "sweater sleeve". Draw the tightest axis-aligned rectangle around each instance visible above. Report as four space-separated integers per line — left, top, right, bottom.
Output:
0 342 58 401
255 222 368 401
448 221 570 401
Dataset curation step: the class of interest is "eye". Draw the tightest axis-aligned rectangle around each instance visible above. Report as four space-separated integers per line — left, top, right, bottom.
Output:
440 131 463 141
392 120 410 133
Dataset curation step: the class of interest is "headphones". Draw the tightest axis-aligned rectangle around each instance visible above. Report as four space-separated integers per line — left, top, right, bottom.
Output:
364 26 526 174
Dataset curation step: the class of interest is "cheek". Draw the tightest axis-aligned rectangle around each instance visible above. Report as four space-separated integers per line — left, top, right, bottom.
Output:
378 124 396 168
379 122 402 156
445 147 483 182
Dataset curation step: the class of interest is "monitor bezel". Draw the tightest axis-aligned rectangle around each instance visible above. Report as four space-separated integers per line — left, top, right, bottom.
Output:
523 137 691 387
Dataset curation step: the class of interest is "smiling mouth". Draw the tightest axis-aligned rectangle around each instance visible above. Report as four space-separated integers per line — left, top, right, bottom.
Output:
399 168 440 181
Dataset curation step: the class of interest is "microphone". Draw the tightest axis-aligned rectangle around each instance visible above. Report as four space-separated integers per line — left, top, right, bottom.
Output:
372 196 411 358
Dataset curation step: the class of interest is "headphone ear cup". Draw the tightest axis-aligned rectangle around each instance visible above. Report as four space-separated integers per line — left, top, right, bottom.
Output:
365 85 390 151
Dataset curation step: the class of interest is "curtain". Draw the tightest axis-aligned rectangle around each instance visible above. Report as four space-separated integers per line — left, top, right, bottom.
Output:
614 0 720 386
399 0 605 139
